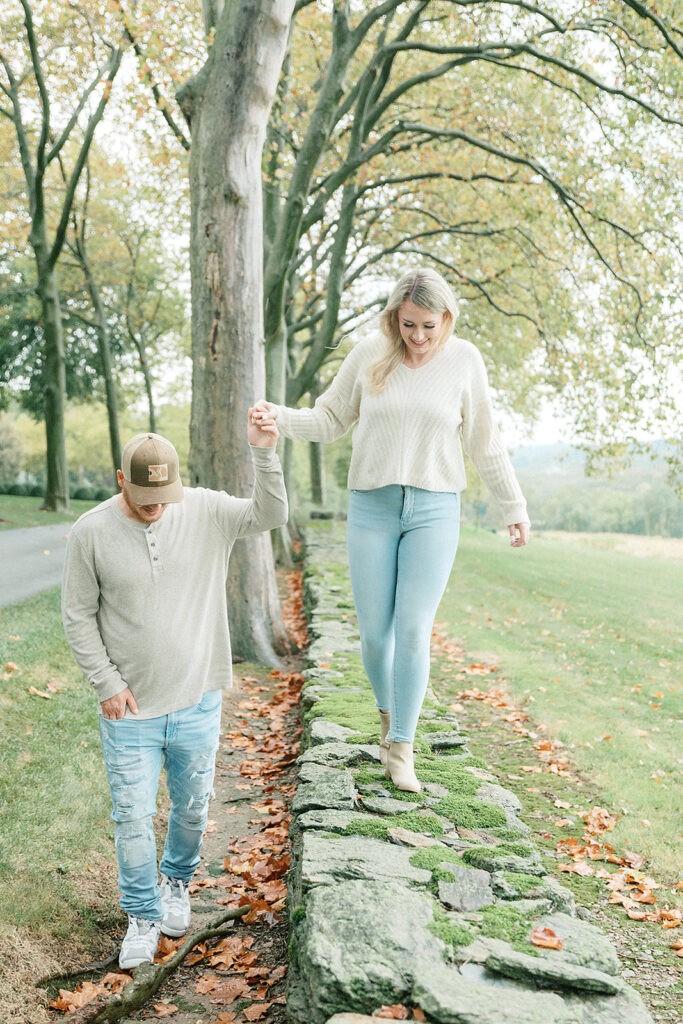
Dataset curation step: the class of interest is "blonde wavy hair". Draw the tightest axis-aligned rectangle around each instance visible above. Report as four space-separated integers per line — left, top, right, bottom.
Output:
369 267 459 392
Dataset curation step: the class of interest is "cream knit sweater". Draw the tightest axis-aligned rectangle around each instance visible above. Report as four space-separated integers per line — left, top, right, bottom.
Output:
276 334 529 526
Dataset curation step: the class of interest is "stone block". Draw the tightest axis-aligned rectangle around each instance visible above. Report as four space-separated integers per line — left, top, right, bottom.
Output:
413 963 578 1024
485 947 621 994
292 763 357 814
437 863 495 912
287 879 444 1023
310 720 360 745
300 833 432 891
360 795 420 815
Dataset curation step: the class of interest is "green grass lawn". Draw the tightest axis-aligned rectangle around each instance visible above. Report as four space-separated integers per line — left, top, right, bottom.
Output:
0 493 105 531
0 589 117 943
437 526 683 882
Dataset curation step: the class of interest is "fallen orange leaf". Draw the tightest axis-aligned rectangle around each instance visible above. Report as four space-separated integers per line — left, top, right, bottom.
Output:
243 1003 272 1020
372 1005 410 1019
152 1004 178 1017
28 685 51 699
557 861 594 876
529 926 563 950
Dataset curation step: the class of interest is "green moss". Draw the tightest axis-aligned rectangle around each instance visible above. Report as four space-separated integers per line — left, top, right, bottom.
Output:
291 905 306 924
352 766 430 803
431 865 458 888
429 903 474 957
476 904 539 955
413 753 486 795
344 732 376 744
488 827 530 843
304 693 377 731
502 871 539 895
417 721 460 734
433 795 507 830
461 842 533 866
409 847 466 872
342 810 444 839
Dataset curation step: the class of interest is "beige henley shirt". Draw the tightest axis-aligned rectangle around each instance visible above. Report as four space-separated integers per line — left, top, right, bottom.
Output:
61 446 287 718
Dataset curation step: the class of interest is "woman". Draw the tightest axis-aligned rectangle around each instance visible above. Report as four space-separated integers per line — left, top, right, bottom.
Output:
253 267 529 792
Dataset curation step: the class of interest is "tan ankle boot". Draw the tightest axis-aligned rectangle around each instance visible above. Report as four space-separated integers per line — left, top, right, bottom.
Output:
379 709 391 767
386 741 421 793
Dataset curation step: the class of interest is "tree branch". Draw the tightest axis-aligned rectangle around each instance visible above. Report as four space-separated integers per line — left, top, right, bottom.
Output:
19 0 51 175
65 906 251 1024
620 0 683 61
114 0 191 152
46 58 115 165
48 47 122 270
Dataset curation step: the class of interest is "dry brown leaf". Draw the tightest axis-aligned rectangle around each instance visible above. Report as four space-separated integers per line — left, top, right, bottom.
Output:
28 685 51 699
152 1004 178 1017
529 926 563 950
243 1003 272 1020
49 981 103 1012
557 860 594 876
209 977 253 1004
372 1005 410 1019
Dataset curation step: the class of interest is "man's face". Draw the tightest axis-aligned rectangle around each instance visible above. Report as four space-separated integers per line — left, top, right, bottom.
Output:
117 472 168 524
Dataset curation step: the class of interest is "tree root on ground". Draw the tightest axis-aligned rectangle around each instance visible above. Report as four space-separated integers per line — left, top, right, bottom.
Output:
62 905 251 1023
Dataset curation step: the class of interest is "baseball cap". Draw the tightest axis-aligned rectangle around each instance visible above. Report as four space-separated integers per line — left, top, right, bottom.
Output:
120 433 184 504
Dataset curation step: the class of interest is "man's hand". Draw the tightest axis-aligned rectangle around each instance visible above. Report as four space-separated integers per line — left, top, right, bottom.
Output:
101 687 138 720
248 405 279 447
508 522 530 548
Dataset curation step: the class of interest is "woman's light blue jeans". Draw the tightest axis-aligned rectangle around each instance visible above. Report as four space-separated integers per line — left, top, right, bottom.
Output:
347 486 460 743
99 689 222 920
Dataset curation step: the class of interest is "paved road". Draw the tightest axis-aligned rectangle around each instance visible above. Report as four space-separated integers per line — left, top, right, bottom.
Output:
0 523 72 609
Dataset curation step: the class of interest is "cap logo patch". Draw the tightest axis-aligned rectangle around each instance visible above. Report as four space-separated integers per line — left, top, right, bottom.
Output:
148 463 169 482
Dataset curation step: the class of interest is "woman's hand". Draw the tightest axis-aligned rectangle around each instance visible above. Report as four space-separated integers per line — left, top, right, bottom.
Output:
508 523 530 548
251 400 278 426
248 405 279 447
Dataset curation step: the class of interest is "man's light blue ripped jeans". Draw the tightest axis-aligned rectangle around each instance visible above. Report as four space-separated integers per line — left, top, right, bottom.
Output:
99 689 222 921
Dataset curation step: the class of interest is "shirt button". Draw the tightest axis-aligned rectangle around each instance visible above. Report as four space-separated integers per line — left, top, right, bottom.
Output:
153 556 159 561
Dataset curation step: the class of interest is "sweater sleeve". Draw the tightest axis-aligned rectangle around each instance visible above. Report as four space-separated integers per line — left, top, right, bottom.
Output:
61 532 128 702
275 343 366 443
210 445 289 542
460 349 529 527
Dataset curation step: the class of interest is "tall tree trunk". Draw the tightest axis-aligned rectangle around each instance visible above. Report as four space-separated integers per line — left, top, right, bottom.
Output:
34 242 70 512
309 441 326 506
135 337 157 434
179 0 295 664
84 263 122 479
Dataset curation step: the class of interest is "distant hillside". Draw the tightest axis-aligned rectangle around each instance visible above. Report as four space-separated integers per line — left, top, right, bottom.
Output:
463 442 682 537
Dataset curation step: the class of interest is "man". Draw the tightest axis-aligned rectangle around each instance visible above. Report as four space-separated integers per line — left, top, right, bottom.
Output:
62 411 287 969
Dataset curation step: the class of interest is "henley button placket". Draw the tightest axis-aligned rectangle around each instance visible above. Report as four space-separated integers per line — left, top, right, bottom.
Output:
147 528 162 570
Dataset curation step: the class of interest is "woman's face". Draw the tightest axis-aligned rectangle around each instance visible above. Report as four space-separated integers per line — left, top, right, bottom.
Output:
397 300 445 363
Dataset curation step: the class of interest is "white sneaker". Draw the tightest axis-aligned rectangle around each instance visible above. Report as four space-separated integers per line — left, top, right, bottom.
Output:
119 915 161 969
160 874 191 937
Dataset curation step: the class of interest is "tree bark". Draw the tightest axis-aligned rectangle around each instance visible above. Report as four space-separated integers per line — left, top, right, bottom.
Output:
33 233 70 512
180 0 295 663
80 250 122 480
